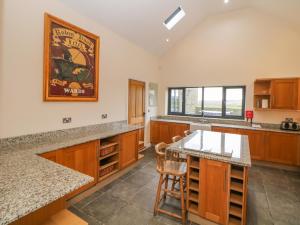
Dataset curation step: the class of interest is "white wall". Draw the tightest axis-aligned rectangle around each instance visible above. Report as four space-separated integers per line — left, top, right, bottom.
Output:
159 8 300 123
0 0 160 140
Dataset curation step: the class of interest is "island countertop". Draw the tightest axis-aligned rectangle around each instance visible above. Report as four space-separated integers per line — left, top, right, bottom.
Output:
0 121 142 225
167 130 251 167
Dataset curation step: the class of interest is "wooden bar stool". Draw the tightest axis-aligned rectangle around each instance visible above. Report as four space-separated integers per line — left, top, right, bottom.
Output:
154 142 187 224
184 130 192 137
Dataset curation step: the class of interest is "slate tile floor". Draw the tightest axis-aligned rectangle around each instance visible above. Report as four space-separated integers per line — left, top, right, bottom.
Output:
69 148 300 225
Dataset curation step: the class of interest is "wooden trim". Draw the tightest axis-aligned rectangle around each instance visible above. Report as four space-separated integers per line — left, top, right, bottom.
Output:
43 13 100 102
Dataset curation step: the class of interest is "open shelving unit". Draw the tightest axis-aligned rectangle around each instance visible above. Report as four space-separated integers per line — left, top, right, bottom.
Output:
98 136 120 181
254 79 271 110
187 156 200 215
228 165 248 225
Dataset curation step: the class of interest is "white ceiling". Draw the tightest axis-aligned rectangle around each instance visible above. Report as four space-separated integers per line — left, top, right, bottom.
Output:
61 0 300 56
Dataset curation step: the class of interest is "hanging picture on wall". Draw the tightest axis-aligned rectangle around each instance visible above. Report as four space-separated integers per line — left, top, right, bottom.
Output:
44 13 100 101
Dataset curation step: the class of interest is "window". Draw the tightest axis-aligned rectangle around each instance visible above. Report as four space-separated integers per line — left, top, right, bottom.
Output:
203 87 223 117
169 88 183 114
168 86 245 119
185 88 202 115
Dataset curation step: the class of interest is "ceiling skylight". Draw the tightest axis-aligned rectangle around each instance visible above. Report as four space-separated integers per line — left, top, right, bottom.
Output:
163 6 185 30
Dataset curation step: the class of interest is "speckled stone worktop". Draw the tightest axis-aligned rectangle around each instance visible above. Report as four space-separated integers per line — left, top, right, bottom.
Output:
152 116 300 135
167 130 251 167
0 121 142 225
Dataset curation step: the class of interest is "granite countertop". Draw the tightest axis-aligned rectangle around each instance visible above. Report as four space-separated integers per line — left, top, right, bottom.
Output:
151 117 300 135
0 121 142 225
167 130 251 167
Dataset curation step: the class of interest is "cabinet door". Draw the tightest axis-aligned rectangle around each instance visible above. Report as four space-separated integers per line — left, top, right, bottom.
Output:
58 141 98 198
169 123 190 140
159 122 172 144
271 79 298 109
241 130 266 161
40 150 59 163
120 130 138 169
266 132 298 165
150 121 160 144
200 159 229 225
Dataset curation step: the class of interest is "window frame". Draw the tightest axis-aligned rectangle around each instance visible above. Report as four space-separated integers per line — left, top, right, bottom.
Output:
168 86 246 120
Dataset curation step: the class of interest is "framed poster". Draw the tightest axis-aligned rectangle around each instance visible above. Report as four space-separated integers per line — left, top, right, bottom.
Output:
44 13 100 101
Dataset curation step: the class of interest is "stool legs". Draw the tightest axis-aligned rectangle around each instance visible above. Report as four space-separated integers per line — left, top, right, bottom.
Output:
179 177 186 224
154 174 163 215
163 174 169 200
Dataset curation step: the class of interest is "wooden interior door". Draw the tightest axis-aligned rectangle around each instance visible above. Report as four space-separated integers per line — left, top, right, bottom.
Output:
128 79 145 151
271 79 298 109
200 159 229 225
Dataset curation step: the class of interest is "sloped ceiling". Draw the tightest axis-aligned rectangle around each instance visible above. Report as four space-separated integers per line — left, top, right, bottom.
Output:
61 0 300 56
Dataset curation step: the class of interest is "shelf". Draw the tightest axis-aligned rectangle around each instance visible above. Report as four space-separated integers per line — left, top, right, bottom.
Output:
99 169 119 181
229 205 242 218
189 192 199 203
228 216 242 225
189 202 199 214
190 161 200 169
99 151 118 160
99 160 118 170
189 181 199 191
189 171 199 180
231 170 243 180
230 193 243 205
100 142 118 150
230 181 243 193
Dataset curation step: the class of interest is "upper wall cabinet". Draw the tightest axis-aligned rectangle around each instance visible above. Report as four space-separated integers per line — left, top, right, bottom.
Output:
254 78 300 110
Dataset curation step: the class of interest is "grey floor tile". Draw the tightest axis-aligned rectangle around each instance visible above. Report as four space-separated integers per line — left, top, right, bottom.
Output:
124 170 156 187
106 180 142 202
81 191 128 223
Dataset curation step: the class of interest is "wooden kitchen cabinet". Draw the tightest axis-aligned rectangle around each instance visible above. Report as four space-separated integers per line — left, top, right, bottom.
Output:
40 150 59 163
40 140 99 199
58 141 99 198
150 120 190 144
254 78 300 110
240 129 266 161
212 126 300 166
271 79 299 110
266 132 299 166
199 159 229 225
120 130 139 169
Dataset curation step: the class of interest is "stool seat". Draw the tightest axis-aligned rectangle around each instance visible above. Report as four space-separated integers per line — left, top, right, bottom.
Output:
157 160 187 176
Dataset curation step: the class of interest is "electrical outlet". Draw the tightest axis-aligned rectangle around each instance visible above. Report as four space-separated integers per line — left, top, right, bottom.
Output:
62 117 72 124
101 114 108 119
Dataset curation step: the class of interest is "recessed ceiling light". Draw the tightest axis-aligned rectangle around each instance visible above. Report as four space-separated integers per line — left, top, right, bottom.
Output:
166 38 170 42
224 0 230 4
163 6 185 30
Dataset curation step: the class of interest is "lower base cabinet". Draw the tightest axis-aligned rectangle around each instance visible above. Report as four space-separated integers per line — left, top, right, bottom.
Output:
212 126 300 166
40 140 99 199
40 130 140 199
150 121 190 144
120 130 139 169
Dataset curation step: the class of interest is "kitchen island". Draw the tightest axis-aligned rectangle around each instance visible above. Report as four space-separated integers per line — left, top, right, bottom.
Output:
167 130 251 225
